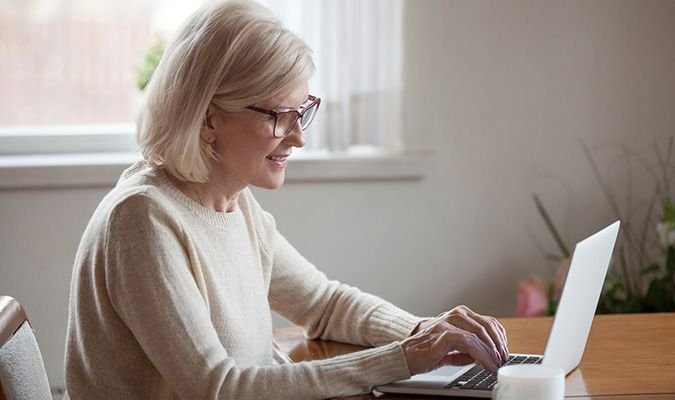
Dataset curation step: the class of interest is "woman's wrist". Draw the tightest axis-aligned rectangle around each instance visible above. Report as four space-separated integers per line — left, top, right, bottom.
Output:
410 318 433 336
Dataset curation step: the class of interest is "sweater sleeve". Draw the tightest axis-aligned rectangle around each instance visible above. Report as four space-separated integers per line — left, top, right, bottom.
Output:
250 200 425 346
104 193 411 400
268 232 423 346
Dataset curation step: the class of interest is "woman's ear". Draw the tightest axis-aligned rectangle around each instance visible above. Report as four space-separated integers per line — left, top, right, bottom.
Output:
204 115 215 130
203 105 215 130
201 106 217 143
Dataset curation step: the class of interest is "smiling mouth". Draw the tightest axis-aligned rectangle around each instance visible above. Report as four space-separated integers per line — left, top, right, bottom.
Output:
266 154 289 168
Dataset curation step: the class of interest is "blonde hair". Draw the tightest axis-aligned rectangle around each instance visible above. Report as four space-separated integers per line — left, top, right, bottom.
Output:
137 0 315 183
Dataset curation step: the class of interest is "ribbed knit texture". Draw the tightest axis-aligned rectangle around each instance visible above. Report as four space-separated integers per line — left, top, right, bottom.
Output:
64 160 424 399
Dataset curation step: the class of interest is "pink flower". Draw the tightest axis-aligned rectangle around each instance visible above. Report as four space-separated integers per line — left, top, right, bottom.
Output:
515 276 548 317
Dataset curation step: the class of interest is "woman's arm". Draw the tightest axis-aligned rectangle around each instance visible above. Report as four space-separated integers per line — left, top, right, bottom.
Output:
244 188 426 347
102 193 411 399
267 231 424 346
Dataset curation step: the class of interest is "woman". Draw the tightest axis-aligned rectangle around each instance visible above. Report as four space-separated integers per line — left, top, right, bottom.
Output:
64 1 508 398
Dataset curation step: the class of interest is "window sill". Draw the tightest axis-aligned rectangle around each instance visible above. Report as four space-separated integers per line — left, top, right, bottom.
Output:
0 151 433 189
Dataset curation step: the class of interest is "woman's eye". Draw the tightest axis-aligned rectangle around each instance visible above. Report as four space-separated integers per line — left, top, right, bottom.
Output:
254 114 273 122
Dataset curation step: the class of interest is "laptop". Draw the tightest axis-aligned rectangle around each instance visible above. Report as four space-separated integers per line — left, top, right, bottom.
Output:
375 221 620 398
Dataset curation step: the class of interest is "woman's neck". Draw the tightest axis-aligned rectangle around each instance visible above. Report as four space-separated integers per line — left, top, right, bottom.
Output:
166 172 243 213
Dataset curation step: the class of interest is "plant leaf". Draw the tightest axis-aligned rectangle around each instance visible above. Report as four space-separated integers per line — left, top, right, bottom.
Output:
667 246 675 274
645 280 667 312
137 39 165 91
532 194 571 258
665 202 675 222
621 295 642 313
641 263 661 276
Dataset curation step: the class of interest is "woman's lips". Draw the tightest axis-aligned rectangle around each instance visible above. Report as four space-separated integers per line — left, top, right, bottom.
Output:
266 154 289 168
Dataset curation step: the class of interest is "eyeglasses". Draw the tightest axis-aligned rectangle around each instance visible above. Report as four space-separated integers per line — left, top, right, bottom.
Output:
246 95 321 138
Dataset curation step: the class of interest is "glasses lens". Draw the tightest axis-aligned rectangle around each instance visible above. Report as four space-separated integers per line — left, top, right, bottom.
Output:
300 102 318 130
275 112 300 138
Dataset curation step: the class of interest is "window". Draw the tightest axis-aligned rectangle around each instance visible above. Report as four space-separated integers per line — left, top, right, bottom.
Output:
258 0 404 154
0 0 404 156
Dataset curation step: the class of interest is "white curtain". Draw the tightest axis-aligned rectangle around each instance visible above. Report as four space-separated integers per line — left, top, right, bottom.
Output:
258 0 404 154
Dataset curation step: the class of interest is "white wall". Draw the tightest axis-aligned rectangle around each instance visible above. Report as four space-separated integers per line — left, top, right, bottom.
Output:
1 0 674 391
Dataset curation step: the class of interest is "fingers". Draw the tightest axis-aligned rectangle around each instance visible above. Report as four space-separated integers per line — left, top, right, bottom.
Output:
438 328 499 374
479 315 509 362
442 315 504 366
440 351 474 366
494 318 509 356
476 315 509 362
442 318 501 366
446 306 509 364
405 306 510 376
403 324 501 375
461 331 500 374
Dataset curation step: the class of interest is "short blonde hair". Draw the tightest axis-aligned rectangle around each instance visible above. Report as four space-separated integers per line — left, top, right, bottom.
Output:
137 0 315 183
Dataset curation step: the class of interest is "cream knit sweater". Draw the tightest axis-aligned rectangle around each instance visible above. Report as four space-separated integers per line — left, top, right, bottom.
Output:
64 161 423 399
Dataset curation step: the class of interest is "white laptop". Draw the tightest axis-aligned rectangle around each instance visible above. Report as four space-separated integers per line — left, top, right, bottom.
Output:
375 221 620 398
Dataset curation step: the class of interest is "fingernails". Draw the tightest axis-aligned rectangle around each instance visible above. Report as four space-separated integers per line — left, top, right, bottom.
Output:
490 363 499 374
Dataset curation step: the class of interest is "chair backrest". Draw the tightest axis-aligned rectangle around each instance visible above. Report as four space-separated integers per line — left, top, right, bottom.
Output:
0 296 52 400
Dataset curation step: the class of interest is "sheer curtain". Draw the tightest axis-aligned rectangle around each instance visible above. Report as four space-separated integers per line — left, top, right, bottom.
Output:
0 0 403 156
259 0 404 154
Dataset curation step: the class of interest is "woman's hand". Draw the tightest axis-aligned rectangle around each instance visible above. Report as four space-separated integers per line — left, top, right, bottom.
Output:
401 305 508 376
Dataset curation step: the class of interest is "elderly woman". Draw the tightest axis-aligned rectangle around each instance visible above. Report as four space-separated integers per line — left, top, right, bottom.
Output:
64 1 508 399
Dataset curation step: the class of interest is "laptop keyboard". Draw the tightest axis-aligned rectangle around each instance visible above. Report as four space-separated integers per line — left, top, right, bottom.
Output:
444 355 543 391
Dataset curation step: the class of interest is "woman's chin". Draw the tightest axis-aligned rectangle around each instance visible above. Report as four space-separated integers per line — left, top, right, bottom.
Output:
252 174 285 190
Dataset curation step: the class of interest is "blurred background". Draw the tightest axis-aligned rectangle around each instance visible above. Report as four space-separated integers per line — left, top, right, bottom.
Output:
1 0 674 396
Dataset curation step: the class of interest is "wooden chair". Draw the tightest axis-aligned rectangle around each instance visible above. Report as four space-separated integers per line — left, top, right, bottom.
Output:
0 296 52 400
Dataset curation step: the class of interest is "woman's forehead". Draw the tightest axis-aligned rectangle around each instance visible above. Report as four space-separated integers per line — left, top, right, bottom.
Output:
267 82 309 108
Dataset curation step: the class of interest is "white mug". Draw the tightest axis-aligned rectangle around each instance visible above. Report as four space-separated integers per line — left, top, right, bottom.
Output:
492 364 565 400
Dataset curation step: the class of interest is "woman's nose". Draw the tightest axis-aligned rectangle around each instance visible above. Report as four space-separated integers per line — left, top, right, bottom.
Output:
282 119 305 148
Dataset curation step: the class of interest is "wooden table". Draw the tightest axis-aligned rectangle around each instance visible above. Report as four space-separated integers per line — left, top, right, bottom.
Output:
273 313 675 399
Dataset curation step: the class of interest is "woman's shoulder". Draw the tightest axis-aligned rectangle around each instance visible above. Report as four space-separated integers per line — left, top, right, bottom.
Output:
73 176 181 268
105 185 169 219
89 164 181 234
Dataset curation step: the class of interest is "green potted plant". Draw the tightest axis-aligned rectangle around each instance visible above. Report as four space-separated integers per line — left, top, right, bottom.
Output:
519 138 675 316
137 39 165 92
